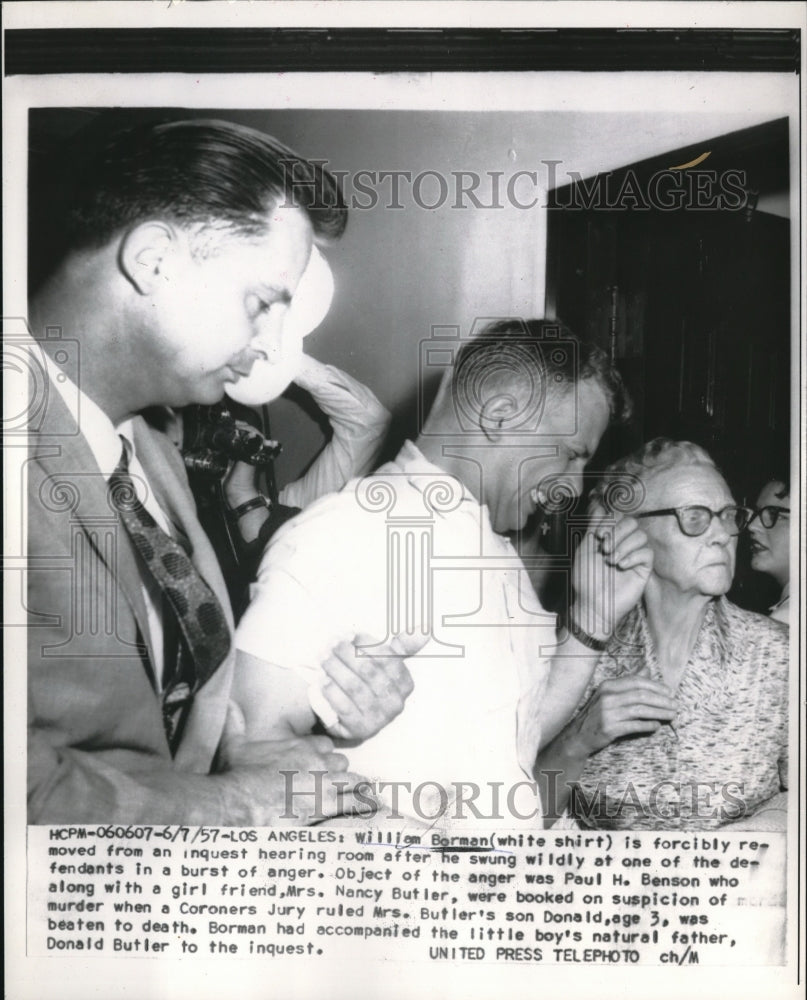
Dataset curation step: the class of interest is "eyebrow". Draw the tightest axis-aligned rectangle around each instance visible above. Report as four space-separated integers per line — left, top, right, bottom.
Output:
258 283 293 305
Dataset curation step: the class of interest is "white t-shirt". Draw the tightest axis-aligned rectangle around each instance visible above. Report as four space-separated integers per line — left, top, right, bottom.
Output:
237 442 555 828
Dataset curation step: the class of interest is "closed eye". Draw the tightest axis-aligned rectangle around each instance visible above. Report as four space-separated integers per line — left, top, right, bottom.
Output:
247 287 291 321
247 295 282 321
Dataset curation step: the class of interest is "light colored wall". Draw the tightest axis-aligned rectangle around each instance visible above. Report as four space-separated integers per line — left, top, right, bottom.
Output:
221 105 789 485
236 110 548 484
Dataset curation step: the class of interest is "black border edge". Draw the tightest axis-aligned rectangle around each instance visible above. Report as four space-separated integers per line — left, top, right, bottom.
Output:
4 27 802 76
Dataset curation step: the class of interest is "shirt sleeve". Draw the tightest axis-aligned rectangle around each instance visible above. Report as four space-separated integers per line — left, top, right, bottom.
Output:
235 563 338 678
279 359 391 509
235 496 388 678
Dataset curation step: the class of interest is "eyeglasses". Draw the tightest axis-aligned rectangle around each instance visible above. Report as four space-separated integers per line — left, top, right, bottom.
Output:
636 505 753 537
747 505 790 529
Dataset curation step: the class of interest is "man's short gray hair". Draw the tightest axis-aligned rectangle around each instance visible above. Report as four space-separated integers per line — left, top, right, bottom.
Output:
451 318 632 431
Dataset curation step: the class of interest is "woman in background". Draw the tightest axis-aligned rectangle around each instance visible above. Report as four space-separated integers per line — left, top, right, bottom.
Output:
748 473 791 626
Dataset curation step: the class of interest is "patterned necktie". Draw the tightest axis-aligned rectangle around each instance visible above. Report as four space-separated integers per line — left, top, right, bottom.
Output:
108 437 230 749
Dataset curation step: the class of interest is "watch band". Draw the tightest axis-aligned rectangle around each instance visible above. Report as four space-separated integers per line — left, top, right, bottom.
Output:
559 611 609 652
226 494 272 522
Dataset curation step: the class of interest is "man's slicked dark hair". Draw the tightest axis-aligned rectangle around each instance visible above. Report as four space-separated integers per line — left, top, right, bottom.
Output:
452 318 632 425
61 118 347 252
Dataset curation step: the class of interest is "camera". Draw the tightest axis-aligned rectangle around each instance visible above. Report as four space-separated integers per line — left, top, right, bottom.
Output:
179 401 297 615
181 403 282 478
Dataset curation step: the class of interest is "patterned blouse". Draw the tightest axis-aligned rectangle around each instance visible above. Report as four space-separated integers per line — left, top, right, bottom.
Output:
571 598 789 830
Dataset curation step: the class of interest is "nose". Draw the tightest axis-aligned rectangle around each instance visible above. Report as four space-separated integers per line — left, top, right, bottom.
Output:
251 305 291 364
540 471 582 510
747 514 764 537
563 466 585 500
707 512 732 545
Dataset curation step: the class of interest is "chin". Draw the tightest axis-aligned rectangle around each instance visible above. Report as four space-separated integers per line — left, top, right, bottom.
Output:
699 569 733 595
510 513 530 534
188 384 227 407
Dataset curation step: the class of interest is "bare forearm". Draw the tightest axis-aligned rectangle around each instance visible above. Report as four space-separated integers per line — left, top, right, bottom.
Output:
232 651 316 742
533 724 591 827
224 461 271 543
540 627 601 747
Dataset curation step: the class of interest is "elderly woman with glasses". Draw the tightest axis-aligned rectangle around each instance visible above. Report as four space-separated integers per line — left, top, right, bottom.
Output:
535 438 788 831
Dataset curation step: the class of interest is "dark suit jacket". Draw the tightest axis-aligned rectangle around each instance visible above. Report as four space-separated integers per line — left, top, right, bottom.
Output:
27 376 236 823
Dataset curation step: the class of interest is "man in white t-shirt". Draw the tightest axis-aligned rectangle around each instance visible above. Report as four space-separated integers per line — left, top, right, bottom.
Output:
234 320 632 827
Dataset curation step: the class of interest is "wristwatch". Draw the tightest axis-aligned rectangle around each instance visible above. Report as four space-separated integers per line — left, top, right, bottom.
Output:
557 611 609 652
226 494 272 522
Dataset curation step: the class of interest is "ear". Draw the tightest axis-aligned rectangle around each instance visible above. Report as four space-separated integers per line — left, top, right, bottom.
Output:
118 221 182 295
479 393 520 442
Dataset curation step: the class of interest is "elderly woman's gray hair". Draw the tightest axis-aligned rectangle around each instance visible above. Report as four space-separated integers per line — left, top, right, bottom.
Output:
589 437 719 517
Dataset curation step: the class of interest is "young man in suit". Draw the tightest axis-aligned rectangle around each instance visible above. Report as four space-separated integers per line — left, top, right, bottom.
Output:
25 118 413 824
